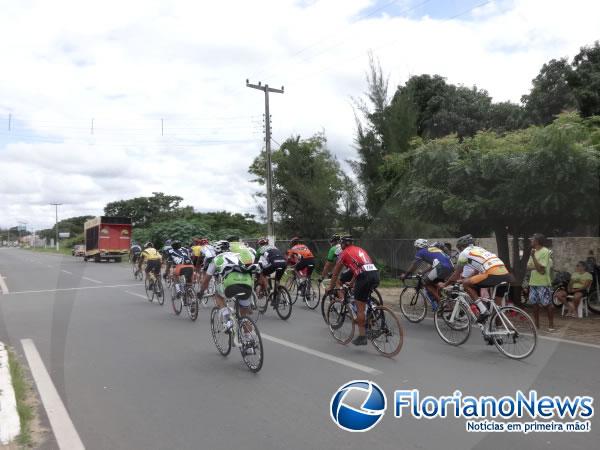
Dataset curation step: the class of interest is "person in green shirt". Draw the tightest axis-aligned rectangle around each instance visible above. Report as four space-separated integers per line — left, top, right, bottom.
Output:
527 233 555 331
556 261 593 317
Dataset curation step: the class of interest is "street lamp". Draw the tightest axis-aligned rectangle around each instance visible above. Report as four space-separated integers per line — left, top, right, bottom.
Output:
49 203 62 251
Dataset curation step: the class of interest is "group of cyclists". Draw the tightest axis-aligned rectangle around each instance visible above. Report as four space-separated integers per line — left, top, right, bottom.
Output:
129 234 382 347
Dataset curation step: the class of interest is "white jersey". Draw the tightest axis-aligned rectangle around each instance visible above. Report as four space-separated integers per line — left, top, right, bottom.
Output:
457 245 506 274
201 245 216 259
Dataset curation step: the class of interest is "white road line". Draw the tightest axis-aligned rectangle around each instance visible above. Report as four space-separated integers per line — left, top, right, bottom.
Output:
124 290 148 300
261 333 382 375
0 273 9 294
82 276 102 284
60 270 73 275
21 339 85 450
6 284 140 295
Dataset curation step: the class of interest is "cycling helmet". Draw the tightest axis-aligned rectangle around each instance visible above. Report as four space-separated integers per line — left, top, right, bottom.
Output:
164 239 172 246
340 235 354 244
198 238 209 246
171 240 182 250
144 241 153 248
215 240 230 254
329 233 341 244
226 235 239 242
414 238 429 249
456 234 474 249
289 236 301 246
257 237 269 247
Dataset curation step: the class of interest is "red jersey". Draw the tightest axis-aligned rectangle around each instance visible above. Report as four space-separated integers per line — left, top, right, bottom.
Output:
339 245 377 277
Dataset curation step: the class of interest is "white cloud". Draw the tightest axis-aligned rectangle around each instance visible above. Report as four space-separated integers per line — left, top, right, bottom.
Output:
1 0 599 229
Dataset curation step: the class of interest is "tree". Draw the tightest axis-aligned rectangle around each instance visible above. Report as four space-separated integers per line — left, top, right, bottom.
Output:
522 58 576 125
249 133 343 238
568 41 600 117
104 192 186 227
395 113 600 285
339 174 364 235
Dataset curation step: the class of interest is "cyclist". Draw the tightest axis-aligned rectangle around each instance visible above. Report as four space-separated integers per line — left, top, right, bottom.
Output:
327 235 379 346
200 241 259 353
190 238 203 271
319 234 352 299
138 242 162 289
195 239 217 300
287 237 315 281
227 236 256 265
129 241 142 265
165 240 195 298
401 239 453 307
442 234 513 323
254 237 287 296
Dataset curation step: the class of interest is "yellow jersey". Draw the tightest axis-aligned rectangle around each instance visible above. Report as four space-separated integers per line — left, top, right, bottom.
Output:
142 248 162 261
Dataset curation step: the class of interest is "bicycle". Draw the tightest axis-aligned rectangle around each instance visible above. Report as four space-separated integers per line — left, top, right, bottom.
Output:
198 274 217 308
144 269 165 305
399 273 442 323
210 293 264 372
169 274 199 321
133 259 144 281
255 273 292 320
285 267 319 309
326 287 403 357
321 282 383 324
434 282 537 360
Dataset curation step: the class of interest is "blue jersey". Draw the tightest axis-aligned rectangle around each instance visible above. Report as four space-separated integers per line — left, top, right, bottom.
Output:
415 247 453 270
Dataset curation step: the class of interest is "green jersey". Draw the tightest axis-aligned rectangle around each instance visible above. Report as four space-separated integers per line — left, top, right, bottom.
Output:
326 244 342 263
229 241 255 265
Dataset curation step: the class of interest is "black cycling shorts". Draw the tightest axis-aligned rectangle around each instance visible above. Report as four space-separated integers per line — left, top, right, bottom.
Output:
262 261 287 280
340 269 353 284
145 259 161 275
353 270 380 302
295 257 315 277
474 273 514 298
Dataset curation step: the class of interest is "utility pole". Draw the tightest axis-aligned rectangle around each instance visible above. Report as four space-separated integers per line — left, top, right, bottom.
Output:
50 203 62 251
246 79 284 245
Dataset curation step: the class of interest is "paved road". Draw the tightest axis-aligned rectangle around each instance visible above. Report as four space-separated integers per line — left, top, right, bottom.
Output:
0 248 598 450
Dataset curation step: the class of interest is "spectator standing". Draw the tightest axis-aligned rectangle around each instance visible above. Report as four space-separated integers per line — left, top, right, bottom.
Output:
527 233 555 331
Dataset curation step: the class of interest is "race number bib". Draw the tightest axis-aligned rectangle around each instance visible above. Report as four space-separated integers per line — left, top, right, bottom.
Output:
362 264 376 271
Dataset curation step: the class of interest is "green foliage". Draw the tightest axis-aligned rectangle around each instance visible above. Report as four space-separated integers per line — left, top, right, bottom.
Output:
568 41 600 117
37 215 93 241
104 192 187 227
249 133 343 239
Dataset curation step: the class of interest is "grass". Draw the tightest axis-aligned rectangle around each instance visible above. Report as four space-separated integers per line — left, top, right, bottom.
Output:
7 348 34 447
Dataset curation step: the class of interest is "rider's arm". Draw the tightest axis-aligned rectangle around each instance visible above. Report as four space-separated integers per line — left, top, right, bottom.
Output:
402 261 418 278
442 265 463 287
328 260 344 289
321 261 333 280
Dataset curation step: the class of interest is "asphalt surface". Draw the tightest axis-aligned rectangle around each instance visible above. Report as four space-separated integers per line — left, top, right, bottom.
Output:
0 247 598 450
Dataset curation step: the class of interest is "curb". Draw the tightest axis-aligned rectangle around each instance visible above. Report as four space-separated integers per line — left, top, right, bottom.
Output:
0 342 21 444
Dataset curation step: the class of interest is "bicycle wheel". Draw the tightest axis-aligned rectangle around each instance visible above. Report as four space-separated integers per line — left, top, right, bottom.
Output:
256 289 269 314
327 301 355 345
155 278 165 306
171 285 183 315
371 288 383 306
552 286 564 308
368 305 404 357
186 288 199 321
589 288 600 314
290 279 299 305
210 307 232 356
489 306 537 360
274 286 292 320
238 316 264 373
434 299 471 346
145 277 154 302
303 280 319 310
321 292 335 324
399 287 427 323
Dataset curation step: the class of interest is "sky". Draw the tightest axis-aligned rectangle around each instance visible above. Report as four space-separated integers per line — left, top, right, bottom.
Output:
1 0 599 231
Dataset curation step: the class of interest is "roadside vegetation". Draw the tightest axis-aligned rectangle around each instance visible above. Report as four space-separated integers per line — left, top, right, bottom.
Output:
7 349 34 447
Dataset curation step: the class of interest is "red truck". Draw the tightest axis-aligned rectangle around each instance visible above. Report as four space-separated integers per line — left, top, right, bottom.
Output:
83 216 132 262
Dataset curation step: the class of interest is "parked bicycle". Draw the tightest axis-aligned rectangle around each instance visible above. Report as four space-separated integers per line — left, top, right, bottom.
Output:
326 287 403 357
434 282 537 360
210 293 264 372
